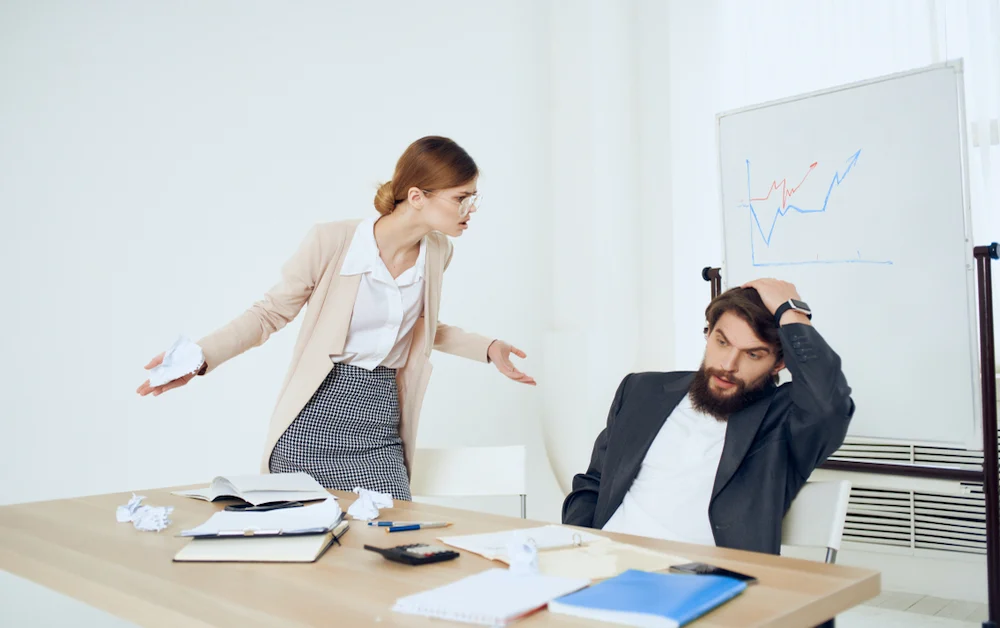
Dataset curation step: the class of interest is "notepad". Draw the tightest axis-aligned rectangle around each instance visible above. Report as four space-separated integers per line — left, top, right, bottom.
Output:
438 525 606 561
173 519 350 563
392 568 590 626
547 569 747 628
172 472 332 506
179 498 343 538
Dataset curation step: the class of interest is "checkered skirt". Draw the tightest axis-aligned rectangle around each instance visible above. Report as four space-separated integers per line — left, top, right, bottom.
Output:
268 363 411 500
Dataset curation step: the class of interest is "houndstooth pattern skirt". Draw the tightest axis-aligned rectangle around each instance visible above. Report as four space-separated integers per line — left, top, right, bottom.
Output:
268 363 411 500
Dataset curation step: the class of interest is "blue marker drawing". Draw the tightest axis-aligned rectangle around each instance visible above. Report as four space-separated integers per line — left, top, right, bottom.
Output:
739 149 893 267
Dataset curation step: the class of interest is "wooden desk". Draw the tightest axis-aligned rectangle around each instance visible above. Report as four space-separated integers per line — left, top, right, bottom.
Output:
0 487 879 627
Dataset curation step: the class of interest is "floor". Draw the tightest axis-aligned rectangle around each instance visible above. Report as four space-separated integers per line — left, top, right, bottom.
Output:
837 591 990 627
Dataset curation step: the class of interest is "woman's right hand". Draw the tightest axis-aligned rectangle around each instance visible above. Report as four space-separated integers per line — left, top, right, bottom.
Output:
136 352 200 397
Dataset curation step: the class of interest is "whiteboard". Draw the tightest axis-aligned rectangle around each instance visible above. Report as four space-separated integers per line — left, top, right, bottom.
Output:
717 61 981 448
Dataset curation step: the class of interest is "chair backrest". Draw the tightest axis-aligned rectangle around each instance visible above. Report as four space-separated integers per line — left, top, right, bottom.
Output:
781 480 852 563
409 445 527 498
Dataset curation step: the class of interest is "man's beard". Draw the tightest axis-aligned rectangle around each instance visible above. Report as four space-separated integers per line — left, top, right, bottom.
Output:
688 364 775 421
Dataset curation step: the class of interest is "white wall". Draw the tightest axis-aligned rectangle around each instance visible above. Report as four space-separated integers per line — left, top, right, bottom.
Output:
540 0 678 497
539 0 644 497
0 0 562 517
0 0 673 523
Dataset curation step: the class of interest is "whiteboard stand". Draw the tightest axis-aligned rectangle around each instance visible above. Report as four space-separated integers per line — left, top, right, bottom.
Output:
703 244 1000 627
701 267 722 300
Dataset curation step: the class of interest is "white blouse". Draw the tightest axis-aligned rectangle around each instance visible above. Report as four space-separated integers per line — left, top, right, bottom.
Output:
333 217 426 371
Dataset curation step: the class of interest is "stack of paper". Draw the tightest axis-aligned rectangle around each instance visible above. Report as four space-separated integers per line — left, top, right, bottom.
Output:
172 472 331 506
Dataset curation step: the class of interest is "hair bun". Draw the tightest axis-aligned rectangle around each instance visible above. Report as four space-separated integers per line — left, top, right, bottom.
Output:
374 180 396 215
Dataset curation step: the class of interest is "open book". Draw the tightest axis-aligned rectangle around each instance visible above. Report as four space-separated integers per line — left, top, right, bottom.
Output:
172 472 331 506
438 525 606 561
438 525 689 581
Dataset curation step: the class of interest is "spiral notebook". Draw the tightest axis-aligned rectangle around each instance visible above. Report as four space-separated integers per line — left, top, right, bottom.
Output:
392 568 590 626
173 519 350 563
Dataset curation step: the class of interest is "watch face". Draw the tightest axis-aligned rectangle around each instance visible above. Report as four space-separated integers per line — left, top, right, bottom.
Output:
790 299 811 313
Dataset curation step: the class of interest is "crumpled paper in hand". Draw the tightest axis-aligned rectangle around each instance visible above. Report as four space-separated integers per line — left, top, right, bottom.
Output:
148 336 205 387
347 487 394 520
116 493 173 532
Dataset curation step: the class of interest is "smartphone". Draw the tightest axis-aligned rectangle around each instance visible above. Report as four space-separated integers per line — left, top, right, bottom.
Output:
669 562 758 584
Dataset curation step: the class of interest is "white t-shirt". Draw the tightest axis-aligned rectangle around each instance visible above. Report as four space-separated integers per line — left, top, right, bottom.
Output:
602 394 728 546
334 217 426 370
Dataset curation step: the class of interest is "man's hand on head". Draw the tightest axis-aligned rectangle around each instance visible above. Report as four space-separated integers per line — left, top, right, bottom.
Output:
741 278 811 326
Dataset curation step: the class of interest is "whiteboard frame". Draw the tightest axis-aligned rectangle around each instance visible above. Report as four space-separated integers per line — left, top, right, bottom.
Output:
713 60 984 450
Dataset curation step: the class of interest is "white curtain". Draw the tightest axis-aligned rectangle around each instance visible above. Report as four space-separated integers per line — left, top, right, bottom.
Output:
541 0 644 495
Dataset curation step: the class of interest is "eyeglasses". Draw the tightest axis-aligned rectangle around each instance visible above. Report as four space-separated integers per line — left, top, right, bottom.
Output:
422 190 482 218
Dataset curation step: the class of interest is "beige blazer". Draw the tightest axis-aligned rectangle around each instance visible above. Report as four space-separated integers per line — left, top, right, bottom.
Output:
196 220 494 475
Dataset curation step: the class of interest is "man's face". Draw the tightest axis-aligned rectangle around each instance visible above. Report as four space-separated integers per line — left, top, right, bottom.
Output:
690 312 783 418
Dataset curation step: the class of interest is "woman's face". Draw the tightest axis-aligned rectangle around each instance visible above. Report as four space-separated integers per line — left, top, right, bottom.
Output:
411 177 479 237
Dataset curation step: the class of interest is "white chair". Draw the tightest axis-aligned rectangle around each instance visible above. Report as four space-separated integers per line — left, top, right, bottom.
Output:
409 445 528 518
781 480 852 564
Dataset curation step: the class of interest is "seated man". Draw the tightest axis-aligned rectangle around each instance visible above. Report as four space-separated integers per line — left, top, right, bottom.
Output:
562 278 854 554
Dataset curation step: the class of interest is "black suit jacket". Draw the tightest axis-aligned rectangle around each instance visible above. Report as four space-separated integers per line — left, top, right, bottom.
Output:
561 323 854 555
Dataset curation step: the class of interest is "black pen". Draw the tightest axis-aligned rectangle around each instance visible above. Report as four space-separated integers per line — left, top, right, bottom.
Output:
223 501 305 512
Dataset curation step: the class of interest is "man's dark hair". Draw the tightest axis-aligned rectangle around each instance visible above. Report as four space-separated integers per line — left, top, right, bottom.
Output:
704 287 783 364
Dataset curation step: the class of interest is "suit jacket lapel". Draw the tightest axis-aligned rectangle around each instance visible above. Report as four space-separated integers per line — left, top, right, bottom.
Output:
711 394 773 500
601 374 694 525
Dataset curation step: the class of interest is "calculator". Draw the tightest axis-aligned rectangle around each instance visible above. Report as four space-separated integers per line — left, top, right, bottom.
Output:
363 543 460 565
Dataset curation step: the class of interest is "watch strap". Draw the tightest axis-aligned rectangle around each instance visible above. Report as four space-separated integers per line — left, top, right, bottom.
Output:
775 299 811 324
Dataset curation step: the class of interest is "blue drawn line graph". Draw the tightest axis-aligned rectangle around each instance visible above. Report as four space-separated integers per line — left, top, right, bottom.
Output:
740 149 893 267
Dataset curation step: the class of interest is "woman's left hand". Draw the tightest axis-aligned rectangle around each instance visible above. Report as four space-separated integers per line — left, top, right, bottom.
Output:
487 341 537 386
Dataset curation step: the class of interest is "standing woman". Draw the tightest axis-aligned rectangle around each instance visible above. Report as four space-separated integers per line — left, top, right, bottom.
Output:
136 136 535 500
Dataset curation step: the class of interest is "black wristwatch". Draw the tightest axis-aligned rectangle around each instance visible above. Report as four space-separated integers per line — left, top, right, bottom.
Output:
774 299 812 325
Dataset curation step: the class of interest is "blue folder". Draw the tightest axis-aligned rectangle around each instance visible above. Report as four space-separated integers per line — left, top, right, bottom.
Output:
547 569 747 627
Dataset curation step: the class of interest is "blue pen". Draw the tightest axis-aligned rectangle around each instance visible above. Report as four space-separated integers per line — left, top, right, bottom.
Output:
368 521 449 527
386 522 452 533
